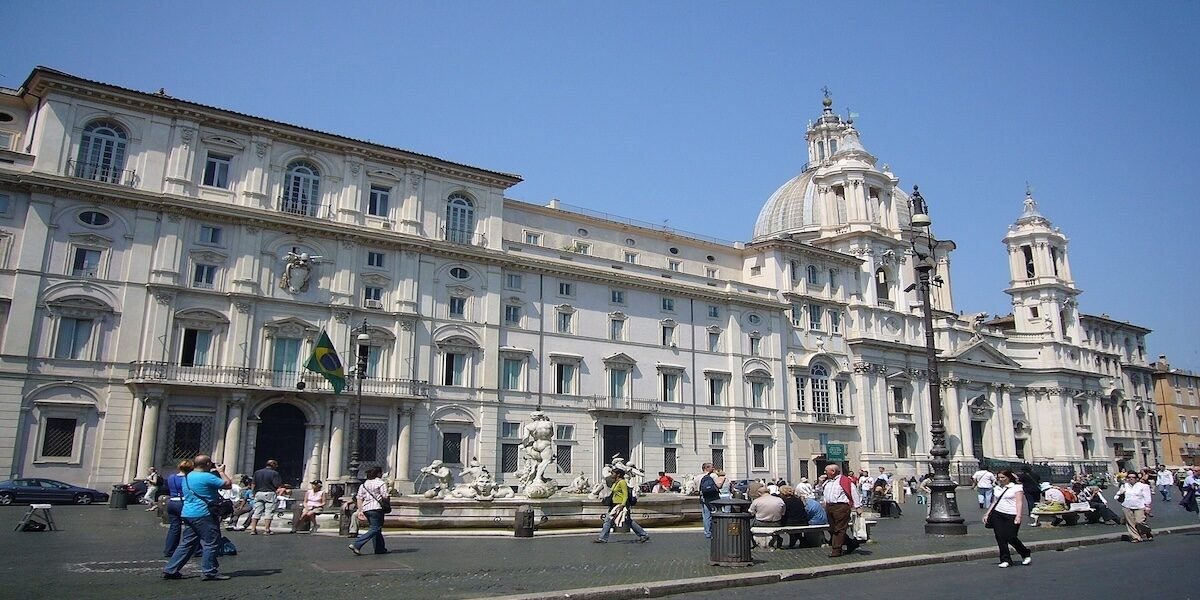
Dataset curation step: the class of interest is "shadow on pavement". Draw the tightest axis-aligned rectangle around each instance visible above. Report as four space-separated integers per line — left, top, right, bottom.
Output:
226 568 283 577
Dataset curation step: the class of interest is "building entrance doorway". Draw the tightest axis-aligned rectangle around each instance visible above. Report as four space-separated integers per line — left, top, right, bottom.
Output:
602 425 630 468
255 403 307 486
970 420 986 461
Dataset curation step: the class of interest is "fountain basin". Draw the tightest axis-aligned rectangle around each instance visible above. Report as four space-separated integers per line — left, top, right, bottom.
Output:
370 493 702 529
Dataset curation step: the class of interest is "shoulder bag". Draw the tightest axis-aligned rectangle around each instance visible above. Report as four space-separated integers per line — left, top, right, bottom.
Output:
984 486 1011 529
363 481 393 514
183 475 234 519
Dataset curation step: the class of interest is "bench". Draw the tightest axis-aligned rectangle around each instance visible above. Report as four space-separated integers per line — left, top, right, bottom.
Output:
1031 504 1093 526
751 520 877 550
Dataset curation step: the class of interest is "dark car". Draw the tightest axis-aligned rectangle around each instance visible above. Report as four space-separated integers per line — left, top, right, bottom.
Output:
0 478 109 505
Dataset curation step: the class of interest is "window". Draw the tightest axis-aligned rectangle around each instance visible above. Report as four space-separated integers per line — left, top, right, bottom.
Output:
809 304 823 330
364 286 383 308
192 264 217 289
358 344 382 377
449 296 466 318
0 193 9 215
367 251 385 268
892 387 905 413
506 273 523 289
661 372 680 402
368 185 390 217
71 248 101 277
836 381 847 414
443 352 466 386
705 267 718 278
753 443 766 469
442 432 463 464
610 318 625 341
504 304 521 326
610 289 625 304
1022 245 1036 278
449 267 470 280
829 269 838 290
711 448 724 469
555 363 576 394
502 443 519 472
708 377 726 406
807 265 819 284
795 376 807 411
664 447 678 473
1180 416 1188 434
0 131 12 151
708 331 721 352
40 418 76 458
751 381 767 408
75 121 128 183
624 251 638 264
792 303 804 327
830 310 841 333
54 317 94 359
708 305 720 318
875 268 889 300
1050 246 1060 276
1030 306 1040 319
445 193 475 243
750 266 762 276
661 324 676 346
662 297 675 312
748 314 761 325
501 358 523 390
711 431 725 445
668 260 681 272
811 364 830 414
558 282 574 297
271 337 302 380
199 225 222 245
180 328 212 367
571 241 591 255
524 231 542 246
202 153 231 188
557 311 573 334
282 161 321 216
501 422 521 439
663 429 678 445
749 336 761 356
609 368 629 399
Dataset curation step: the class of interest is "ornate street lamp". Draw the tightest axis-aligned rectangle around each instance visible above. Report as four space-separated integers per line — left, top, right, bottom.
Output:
909 186 967 535
340 319 371 536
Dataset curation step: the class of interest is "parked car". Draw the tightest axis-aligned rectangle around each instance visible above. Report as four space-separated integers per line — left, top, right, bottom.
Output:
120 480 169 504
0 478 109 505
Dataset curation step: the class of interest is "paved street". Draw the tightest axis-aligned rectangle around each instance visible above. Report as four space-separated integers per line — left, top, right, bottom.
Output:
0 491 1196 600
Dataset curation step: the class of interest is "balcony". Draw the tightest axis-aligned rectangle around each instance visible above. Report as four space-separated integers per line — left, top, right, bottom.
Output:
442 227 487 246
67 159 138 187
793 411 856 426
1075 423 1092 434
276 195 331 219
585 396 658 416
126 361 429 397
888 411 915 426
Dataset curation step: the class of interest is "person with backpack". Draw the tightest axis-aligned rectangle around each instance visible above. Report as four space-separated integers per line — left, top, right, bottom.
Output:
593 464 649 543
1018 467 1042 527
142 467 164 508
698 462 720 539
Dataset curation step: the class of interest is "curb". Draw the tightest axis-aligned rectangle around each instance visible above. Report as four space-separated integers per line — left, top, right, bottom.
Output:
484 523 1200 600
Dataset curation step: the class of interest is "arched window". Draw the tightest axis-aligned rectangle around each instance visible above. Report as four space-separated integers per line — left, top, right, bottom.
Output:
445 193 475 243
875 267 890 301
282 161 321 216
806 265 820 285
810 364 830 414
75 121 129 183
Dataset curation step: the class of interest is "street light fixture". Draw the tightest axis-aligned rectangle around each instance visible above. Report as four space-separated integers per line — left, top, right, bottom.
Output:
909 186 967 535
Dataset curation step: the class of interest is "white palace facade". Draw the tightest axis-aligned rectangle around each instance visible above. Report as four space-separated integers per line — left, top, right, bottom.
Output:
0 68 1160 491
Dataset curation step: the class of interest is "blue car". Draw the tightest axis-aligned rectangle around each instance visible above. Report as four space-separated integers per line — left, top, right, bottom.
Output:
0 478 109 505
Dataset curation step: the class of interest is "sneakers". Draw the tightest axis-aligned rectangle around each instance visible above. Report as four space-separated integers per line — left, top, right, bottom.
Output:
348 544 362 556
161 572 182 580
592 538 607 543
637 536 650 543
998 562 1010 568
1021 556 1032 566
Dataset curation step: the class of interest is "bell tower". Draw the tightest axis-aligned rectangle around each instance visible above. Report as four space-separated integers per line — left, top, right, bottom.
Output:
1003 190 1079 340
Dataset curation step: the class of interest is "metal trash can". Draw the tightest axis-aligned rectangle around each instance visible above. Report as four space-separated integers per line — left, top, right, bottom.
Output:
109 485 128 510
709 497 753 566
514 504 535 537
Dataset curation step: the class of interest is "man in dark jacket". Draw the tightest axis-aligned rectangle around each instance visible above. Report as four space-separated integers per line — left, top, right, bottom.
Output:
1019 467 1042 527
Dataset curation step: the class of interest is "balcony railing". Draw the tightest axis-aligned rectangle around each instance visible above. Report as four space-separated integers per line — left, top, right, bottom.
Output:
585 396 658 413
127 361 429 396
442 227 487 246
276 196 331 218
794 411 854 425
67 159 138 186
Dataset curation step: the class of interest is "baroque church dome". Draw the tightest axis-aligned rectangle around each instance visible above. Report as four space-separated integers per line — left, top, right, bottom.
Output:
752 170 819 240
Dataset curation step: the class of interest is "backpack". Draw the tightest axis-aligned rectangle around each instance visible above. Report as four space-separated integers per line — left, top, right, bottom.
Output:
1058 487 1077 503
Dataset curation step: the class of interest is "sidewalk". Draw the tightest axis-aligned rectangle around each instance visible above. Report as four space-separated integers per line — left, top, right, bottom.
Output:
1 492 1196 600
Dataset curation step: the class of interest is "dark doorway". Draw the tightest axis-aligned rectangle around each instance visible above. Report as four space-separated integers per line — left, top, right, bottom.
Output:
970 420 986 461
255 403 307 486
602 425 630 468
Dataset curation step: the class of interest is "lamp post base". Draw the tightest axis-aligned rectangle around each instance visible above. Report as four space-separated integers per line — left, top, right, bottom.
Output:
924 522 969 535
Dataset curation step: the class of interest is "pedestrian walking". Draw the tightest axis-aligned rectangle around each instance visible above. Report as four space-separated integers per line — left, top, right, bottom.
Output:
143 467 163 508
162 455 233 581
593 464 649 543
1154 465 1175 502
349 467 389 555
820 464 862 557
971 467 997 509
1117 472 1153 542
162 460 191 558
698 462 719 539
1018 466 1042 526
248 459 283 535
983 469 1031 568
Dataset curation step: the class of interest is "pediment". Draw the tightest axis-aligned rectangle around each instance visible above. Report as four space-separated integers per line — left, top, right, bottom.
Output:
946 340 1021 369
603 352 636 366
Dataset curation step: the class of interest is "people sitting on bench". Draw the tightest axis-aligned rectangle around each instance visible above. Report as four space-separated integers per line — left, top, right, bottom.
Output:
1080 485 1120 525
779 486 809 525
749 485 784 527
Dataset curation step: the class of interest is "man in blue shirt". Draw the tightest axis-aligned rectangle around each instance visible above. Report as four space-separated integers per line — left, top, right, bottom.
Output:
804 495 828 525
163 454 232 581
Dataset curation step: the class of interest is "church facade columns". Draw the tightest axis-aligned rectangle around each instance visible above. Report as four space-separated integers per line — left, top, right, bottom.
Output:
327 403 347 480
135 394 163 475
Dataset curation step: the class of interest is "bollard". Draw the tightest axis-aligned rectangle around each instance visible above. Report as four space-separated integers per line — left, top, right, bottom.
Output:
514 504 535 537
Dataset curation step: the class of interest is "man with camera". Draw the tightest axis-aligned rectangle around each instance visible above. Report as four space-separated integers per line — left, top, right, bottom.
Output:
162 455 233 581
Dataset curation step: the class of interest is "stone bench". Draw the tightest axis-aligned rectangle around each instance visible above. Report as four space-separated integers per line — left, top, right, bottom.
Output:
1031 505 1093 526
751 520 877 550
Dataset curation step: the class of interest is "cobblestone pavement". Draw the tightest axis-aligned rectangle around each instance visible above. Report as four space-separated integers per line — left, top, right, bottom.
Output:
2 491 1197 600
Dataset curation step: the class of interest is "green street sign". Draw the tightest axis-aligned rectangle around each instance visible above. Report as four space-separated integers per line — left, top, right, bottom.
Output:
826 443 846 460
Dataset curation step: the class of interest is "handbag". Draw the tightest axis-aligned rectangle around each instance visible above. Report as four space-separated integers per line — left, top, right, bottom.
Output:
363 482 392 514
850 511 869 541
984 486 1011 529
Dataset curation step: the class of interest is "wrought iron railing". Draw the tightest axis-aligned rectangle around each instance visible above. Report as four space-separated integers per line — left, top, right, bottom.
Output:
585 396 659 413
276 195 330 218
442 227 487 246
126 361 429 396
67 159 138 186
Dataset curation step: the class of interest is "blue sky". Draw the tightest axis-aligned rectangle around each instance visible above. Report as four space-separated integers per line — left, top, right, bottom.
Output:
7 2 1199 369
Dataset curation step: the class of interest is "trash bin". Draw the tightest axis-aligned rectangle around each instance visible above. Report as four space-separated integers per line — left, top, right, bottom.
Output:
709 497 753 566
514 504 535 537
109 485 128 510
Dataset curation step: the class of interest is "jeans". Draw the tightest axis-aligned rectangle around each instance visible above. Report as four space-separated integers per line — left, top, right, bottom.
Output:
701 502 713 539
990 512 1030 563
598 510 647 540
352 509 387 553
143 485 158 504
163 499 183 557
164 515 221 577
977 487 993 508
1158 484 1172 501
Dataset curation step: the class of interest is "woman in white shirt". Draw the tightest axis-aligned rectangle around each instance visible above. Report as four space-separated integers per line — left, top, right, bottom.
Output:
982 469 1031 568
1116 473 1153 542
349 467 390 555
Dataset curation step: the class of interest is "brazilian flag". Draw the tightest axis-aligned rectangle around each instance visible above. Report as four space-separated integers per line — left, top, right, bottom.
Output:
305 330 346 394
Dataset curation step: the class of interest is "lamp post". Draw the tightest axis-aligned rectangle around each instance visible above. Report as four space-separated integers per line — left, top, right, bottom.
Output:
340 318 371 536
909 186 967 535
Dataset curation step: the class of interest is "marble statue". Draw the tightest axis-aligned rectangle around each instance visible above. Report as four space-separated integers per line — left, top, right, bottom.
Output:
459 457 484 484
279 251 323 294
516 411 557 498
451 467 513 501
680 474 699 496
419 459 454 499
563 472 591 494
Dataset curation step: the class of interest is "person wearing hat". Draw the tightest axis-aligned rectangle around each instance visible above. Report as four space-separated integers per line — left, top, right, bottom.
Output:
294 480 328 533
593 464 650 544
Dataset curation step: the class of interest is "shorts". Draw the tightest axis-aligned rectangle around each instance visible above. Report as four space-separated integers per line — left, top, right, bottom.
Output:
252 491 278 519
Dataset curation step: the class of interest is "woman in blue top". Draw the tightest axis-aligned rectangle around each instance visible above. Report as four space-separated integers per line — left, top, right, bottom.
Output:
162 459 193 558
162 455 232 581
